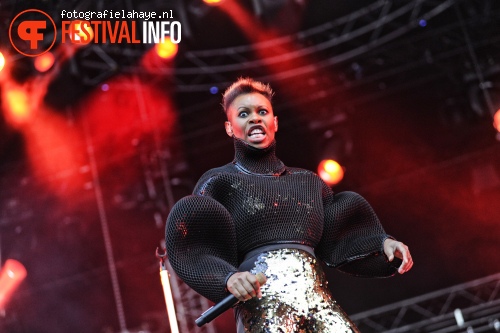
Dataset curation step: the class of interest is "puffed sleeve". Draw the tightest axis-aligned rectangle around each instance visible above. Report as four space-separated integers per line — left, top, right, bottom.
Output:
165 194 238 303
315 185 400 277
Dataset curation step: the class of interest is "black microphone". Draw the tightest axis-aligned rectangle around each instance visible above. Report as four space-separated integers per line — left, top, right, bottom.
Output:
195 294 238 327
195 273 267 327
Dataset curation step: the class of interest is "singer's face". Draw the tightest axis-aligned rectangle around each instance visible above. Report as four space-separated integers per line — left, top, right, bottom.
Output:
224 93 278 149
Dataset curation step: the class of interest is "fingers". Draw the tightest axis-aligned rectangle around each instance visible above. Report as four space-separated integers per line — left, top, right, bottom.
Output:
226 272 264 302
395 243 413 274
383 238 397 261
384 239 414 274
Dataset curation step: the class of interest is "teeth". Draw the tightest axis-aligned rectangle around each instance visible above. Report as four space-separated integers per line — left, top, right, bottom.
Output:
250 129 264 135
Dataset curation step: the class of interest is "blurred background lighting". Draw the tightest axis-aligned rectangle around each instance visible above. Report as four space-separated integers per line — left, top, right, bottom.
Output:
494 109 500 132
155 39 178 59
0 51 5 72
34 52 55 73
4 88 30 124
70 20 94 45
203 0 225 5
318 159 344 186
0 259 27 310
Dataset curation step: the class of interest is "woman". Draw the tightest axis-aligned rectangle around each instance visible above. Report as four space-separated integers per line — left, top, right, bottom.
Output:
166 78 413 332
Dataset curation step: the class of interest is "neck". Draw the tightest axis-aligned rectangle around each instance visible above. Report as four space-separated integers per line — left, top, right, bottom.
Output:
233 137 286 176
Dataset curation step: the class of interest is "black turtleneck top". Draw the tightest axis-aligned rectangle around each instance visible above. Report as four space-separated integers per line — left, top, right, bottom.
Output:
165 138 397 303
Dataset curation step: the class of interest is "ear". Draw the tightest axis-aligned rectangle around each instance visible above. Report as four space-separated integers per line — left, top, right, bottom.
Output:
225 121 233 137
274 116 278 132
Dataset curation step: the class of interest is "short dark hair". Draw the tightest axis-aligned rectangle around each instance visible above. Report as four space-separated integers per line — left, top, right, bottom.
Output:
222 77 274 114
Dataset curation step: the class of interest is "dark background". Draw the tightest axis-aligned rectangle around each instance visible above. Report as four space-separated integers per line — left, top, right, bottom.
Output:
0 0 499 332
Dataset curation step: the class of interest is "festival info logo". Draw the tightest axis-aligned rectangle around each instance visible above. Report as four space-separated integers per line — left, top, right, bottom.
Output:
10 9 181 56
9 9 57 57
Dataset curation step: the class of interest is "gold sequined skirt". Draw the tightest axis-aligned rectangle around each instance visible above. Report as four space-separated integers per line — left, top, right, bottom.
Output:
235 248 360 333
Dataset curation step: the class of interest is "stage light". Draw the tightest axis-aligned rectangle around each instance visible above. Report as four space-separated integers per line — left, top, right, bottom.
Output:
156 249 179 333
70 20 93 45
34 52 55 73
0 51 5 72
318 159 344 186
4 88 30 124
0 259 27 310
155 39 178 59
204 0 225 5
494 109 500 132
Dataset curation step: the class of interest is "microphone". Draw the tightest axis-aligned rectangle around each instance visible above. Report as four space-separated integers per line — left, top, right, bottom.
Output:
195 272 267 327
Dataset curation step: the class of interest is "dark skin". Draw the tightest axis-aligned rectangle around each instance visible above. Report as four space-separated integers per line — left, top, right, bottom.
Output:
224 92 413 302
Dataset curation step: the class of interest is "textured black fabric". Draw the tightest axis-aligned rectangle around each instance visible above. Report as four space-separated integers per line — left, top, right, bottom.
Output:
165 138 397 303
232 138 286 175
165 195 238 303
317 190 398 277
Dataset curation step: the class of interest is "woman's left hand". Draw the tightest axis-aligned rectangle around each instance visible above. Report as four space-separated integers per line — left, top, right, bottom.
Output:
383 238 413 274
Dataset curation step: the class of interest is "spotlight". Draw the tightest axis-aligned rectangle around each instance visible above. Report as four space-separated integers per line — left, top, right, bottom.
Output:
318 159 344 186
4 87 30 125
34 52 55 73
494 109 500 132
0 51 5 72
155 39 178 59
0 259 27 310
203 0 225 5
69 20 93 45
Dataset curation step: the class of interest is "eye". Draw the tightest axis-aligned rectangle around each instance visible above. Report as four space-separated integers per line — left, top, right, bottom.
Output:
238 111 248 118
258 109 268 115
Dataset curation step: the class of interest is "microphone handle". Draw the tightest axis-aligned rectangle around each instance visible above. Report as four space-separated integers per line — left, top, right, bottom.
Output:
195 294 238 327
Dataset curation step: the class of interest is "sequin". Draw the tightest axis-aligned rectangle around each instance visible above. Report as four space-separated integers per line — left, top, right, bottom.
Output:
235 249 360 333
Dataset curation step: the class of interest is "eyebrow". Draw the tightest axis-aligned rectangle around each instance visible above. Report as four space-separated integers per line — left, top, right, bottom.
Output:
237 105 268 110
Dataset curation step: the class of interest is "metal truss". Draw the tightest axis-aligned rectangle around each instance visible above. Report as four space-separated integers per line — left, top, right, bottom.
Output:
350 273 500 333
30 0 459 93
112 0 499 125
167 0 459 92
3 0 497 114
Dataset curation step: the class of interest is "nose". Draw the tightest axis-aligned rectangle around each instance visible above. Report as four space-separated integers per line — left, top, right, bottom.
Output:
248 111 262 123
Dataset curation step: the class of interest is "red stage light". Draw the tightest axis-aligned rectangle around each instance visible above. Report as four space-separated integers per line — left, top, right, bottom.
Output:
318 159 344 186
34 52 55 73
0 259 27 309
155 39 178 59
0 51 5 72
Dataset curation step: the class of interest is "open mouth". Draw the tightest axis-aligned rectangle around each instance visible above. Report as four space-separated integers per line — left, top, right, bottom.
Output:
248 125 265 137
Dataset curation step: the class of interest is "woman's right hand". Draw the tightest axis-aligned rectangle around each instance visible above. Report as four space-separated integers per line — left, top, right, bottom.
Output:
226 272 266 302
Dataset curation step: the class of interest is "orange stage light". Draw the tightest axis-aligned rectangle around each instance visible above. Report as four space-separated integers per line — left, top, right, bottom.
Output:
155 39 178 59
0 51 5 72
70 20 94 45
204 0 225 5
494 109 500 132
0 259 27 310
318 159 344 186
4 87 30 124
34 52 55 72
